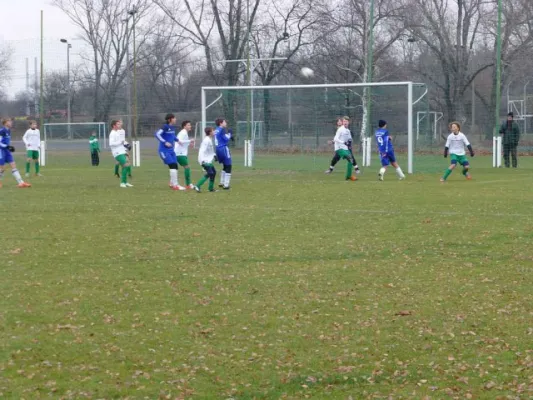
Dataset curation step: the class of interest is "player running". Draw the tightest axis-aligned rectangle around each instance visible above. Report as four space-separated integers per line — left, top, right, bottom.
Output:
333 116 357 181
109 120 133 188
23 120 42 176
440 121 474 182
175 120 195 189
0 118 31 188
325 118 360 175
155 113 185 190
375 120 405 181
194 127 218 193
214 118 232 190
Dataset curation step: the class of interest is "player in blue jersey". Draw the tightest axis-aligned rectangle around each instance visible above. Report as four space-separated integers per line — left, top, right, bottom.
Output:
214 118 233 190
375 119 405 181
0 118 31 188
154 113 185 191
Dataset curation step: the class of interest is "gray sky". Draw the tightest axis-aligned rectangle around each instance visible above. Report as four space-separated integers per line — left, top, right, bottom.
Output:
1 0 83 97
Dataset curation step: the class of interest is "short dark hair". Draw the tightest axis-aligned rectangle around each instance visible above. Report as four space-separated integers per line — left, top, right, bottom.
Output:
378 120 387 128
165 113 175 123
181 120 191 129
205 127 213 136
215 118 225 126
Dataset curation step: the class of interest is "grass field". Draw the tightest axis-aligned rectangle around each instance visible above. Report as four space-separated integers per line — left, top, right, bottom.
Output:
1 150 533 399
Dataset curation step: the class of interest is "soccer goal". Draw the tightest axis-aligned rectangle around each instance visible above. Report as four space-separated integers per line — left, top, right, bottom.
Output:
42 122 107 164
201 82 429 173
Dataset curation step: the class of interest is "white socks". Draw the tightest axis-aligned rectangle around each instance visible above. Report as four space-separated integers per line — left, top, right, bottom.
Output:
396 167 405 179
224 173 231 188
12 169 23 184
170 169 178 186
379 167 386 176
220 171 226 185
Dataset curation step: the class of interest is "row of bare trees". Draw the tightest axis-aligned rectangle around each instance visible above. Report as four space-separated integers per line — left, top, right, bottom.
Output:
2 0 533 142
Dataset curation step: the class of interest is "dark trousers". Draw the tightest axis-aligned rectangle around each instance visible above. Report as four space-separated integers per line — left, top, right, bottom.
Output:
330 148 358 167
91 150 100 166
503 144 518 168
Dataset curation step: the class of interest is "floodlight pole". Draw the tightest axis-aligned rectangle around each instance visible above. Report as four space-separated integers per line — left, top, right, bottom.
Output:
366 0 375 138
123 16 133 139
128 7 138 140
494 0 502 138
60 39 72 138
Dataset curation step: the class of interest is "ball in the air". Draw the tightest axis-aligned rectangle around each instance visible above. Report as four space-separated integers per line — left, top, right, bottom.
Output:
300 67 314 78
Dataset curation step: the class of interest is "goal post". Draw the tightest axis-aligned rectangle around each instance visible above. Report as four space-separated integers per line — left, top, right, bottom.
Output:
201 82 428 173
42 122 107 164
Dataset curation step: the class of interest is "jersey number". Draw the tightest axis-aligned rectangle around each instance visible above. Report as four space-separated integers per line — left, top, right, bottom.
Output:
377 136 384 145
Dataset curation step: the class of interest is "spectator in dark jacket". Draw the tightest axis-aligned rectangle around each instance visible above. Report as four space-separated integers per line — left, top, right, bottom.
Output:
499 112 521 168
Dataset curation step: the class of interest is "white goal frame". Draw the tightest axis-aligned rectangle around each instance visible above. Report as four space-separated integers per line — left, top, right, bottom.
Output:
43 122 107 148
201 82 426 173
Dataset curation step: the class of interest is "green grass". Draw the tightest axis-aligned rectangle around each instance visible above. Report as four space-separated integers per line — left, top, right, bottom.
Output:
2 151 533 399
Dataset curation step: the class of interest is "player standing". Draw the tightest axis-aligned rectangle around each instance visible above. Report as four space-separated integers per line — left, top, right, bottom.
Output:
0 118 31 188
325 118 361 175
440 122 474 182
23 120 42 176
333 116 356 181
175 120 195 189
214 118 232 189
89 131 100 167
194 127 218 193
109 120 133 188
155 113 185 190
375 120 405 181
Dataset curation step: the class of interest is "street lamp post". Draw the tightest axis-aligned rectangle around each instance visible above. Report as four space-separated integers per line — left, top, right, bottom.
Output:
60 38 72 138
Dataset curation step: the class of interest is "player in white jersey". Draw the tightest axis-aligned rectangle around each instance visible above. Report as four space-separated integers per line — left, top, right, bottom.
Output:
22 120 42 177
441 121 474 182
333 116 357 181
174 120 195 189
194 127 218 193
109 120 133 188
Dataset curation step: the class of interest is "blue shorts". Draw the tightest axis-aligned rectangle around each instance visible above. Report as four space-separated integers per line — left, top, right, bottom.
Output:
159 150 177 165
216 147 232 166
380 151 396 167
0 149 14 166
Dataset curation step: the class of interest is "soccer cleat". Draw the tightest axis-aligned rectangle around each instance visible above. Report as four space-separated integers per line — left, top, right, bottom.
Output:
194 186 201 193
440 178 445 183
172 185 186 191
187 184 196 190
209 189 219 192
350 175 357 181
125 183 134 187
18 182 31 188
466 175 472 180
324 168 333 174
218 183 224 188
120 183 128 188
169 182 173 188
378 174 384 181
36 173 43 177
223 186 230 190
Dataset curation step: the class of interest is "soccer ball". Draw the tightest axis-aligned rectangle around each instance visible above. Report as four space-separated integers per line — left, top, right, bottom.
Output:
300 67 314 78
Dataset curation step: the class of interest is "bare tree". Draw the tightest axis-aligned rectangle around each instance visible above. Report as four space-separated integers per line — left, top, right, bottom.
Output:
152 0 261 127
53 0 151 123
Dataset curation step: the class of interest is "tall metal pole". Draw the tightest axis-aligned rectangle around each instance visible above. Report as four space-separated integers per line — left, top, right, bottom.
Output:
124 17 133 139
34 57 38 116
494 0 502 137
524 81 529 134
131 9 138 140
25 58 30 116
40 10 44 130
67 43 71 137
366 0 375 138
246 0 252 142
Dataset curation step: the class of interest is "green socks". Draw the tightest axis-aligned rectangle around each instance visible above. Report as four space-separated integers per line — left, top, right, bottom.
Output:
35 162 40 174
25 162 30 174
121 166 128 184
197 176 207 188
114 164 119 175
443 168 453 180
185 168 191 186
462 168 468 176
345 161 352 180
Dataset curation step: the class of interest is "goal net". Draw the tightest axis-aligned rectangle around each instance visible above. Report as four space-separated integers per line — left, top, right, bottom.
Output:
201 82 432 173
43 122 107 165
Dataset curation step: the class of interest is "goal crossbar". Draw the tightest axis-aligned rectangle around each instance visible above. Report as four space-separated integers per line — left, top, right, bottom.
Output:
202 81 426 173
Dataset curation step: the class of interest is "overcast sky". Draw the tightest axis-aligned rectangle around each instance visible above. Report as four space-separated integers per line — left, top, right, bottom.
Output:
1 0 83 97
